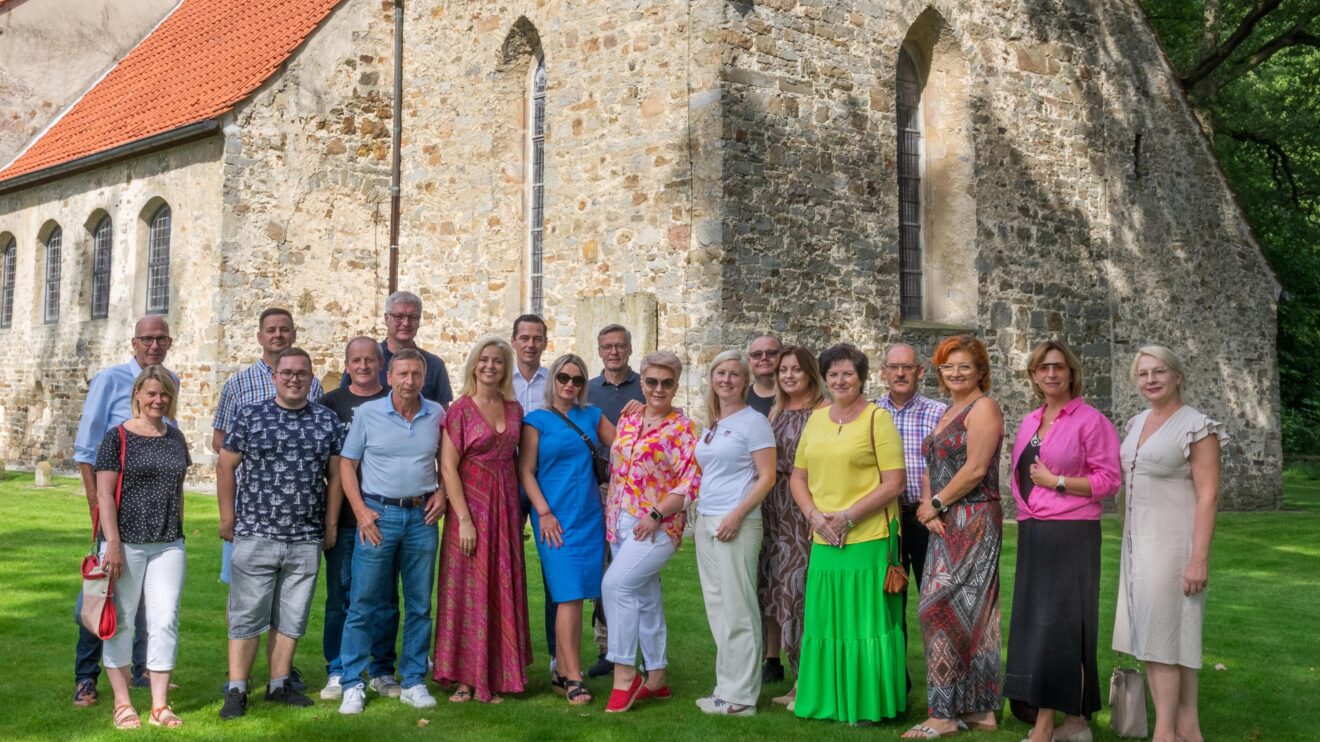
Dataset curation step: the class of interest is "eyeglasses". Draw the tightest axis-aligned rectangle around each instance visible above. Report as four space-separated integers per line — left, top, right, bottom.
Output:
386 312 421 324
598 343 628 353
555 372 587 387
883 363 918 373
937 363 976 375
277 370 312 381
704 422 719 444
134 335 172 347
748 349 781 360
1034 362 1068 374
642 376 677 390
1136 366 1171 380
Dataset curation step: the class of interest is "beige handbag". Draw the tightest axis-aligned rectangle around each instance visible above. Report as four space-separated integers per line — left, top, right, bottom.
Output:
1109 666 1149 738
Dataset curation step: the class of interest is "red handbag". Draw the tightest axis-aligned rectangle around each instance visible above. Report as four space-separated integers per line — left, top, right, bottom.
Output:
79 425 125 640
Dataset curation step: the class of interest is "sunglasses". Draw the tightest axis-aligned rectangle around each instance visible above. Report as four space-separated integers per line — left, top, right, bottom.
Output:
642 376 677 390
555 372 587 387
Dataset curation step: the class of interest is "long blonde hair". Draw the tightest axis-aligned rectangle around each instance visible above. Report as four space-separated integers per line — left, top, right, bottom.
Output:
459 336 515 400
702 350 750 426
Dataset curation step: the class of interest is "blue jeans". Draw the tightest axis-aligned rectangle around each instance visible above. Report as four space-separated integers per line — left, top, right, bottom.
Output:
323 526 399 677
74 578 148 683
339 499 438 689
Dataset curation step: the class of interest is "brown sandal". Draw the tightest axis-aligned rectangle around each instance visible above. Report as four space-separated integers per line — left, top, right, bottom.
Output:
149 705 183 728
113 704 140 729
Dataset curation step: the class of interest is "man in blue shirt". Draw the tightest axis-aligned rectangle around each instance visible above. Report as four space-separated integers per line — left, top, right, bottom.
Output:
217 348 343 720
336 349 446 714
70 314 173 706
339 291 453 407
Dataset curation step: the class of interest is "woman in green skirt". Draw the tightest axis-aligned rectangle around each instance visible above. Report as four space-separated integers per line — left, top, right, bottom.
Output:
788 343 907 725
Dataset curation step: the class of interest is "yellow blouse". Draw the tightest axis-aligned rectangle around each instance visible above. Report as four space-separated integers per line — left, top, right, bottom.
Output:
793 403 905 544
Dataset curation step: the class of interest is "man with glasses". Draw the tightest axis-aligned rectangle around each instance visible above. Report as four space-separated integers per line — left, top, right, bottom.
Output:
875 343 946 620
211 307 325 690
511 314 549 413
340 291 452 408
746 335 782 417
70 315 175 707
218 348 343 719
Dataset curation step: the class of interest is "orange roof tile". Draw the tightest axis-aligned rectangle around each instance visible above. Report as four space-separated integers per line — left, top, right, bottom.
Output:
0 0 345 183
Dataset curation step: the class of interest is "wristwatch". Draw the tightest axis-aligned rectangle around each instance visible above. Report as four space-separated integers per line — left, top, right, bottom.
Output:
1055 475 1066 493
649 507 663 522
930 496 945 513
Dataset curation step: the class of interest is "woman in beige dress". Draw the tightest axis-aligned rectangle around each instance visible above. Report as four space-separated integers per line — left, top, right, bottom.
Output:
1114 346 1225 742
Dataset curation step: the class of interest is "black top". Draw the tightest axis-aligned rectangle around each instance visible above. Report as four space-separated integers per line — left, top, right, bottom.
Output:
339 340 453 406
587 370 646 426
95 426 191 544
748 388 775 417
318 386 390 528
1017 429 1043 504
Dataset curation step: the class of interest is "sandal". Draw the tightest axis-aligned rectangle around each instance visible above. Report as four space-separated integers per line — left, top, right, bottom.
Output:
448 689 474 703
550 673 569 697
113 704 141 730
565 680 592 706
901 722 961 739
149 705 183 728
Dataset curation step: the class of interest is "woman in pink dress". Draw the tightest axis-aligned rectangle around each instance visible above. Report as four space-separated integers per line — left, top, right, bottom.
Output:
433 337 531 703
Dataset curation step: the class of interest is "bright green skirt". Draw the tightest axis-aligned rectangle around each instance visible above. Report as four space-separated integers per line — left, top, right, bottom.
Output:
794 538 907 724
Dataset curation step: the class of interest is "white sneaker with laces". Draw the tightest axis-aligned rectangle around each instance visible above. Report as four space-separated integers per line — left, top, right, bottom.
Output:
369 675 402 697
339 685 365 715
321 674 343 700
400 684 437 709
696 696 756 716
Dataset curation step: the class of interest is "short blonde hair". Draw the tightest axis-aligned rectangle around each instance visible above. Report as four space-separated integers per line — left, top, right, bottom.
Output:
130 365 179 419
544 354 590 409
460 336 515 401
702 350 750 426
640 350 682 379
1130 345 1185 392
1026 339 1084 400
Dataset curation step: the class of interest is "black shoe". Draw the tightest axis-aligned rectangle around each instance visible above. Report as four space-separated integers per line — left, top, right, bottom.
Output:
219 688 248 720
130 673 150 689
586 654 614 678
73 678 99 708
288 666 306 692
265 682 314 707
761 658 785 684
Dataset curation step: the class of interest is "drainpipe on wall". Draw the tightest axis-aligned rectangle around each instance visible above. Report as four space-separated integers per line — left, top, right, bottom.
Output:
387 0 404 294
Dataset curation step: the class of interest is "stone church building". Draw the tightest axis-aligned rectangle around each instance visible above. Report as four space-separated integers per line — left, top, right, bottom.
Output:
0 0 1282 507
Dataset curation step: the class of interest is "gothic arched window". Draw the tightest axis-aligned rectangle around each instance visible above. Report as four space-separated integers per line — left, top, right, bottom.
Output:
44 226 62 324
146 204 171 314
1 237 15 328
896 48 923 321
91 215 112 319
528 58 547 315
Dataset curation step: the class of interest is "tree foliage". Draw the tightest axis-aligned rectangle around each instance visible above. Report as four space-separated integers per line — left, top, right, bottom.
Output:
1142 0 1320 454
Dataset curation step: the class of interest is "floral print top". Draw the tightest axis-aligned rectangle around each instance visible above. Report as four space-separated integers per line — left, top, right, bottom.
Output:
606 409 702 545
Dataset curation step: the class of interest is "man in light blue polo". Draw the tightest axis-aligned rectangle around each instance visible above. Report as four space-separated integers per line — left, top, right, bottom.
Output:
336 348 446 714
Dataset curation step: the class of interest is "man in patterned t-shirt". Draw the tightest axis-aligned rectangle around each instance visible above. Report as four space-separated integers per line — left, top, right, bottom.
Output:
216 348 343 720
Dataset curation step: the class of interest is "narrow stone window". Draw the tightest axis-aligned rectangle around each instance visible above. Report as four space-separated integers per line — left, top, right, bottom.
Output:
1 237 15 328
146 204 170 314
528 58 547 316
91 215 112 320
44 226 62 324
896 48 924 321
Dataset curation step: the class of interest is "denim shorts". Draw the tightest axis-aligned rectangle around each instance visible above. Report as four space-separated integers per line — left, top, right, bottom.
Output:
228 537 321 640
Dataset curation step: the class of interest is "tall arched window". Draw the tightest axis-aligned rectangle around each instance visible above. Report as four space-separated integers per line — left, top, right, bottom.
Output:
528 57 547 316
91 215 112 319
896 48 923 321
1 237 15 328
146 204 171 314
44 226 62 324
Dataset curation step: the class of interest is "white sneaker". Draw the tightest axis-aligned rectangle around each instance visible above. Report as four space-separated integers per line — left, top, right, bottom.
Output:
320 674 343 700
339 685 365 715
400 684 437 709
696 696 756 716
369 675 402 697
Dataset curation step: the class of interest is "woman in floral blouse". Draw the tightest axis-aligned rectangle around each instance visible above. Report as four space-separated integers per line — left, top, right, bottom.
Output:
601 350 701 713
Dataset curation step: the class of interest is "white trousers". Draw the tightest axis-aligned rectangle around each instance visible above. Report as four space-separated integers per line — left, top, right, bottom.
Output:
104 540 186 671
695 512 764 706
602 513 676 670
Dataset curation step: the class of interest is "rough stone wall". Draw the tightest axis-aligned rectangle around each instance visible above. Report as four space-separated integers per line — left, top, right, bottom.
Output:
0 0 180 166
713 0 1280 508
0 137 224 470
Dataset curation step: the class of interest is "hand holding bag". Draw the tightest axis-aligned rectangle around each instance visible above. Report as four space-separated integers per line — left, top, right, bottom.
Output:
1109 666 1149 738
80 425 125 640
550 407 611 485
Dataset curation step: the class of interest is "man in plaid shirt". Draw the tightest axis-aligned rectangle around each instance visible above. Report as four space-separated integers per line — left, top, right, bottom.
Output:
874 344 946 591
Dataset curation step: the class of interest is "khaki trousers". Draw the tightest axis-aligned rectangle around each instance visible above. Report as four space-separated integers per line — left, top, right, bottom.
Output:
695 513 764 707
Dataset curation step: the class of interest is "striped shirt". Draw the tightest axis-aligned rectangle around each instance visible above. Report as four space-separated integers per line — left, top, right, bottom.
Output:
875 392 947 505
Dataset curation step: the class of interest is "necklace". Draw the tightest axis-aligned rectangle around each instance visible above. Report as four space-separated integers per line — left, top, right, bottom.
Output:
829 399 865 434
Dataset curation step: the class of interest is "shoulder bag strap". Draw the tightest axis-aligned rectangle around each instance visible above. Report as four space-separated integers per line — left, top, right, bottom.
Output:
867 407 901 556
549 407 600 459
91 425 127 545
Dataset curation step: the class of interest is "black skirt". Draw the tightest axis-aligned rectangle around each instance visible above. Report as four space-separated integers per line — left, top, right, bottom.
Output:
1003 519 1102 718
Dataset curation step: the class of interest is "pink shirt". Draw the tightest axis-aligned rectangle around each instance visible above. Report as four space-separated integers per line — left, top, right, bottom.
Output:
606 410 702 545
1009 397 1121 520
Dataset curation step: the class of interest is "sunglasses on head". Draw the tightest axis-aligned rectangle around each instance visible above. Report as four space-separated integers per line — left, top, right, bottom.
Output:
642 376 677 390
555 372 587 387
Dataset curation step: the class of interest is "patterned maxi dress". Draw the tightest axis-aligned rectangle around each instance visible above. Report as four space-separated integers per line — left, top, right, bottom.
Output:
919 398 1003 719
432 396 532 701
755 407 813 673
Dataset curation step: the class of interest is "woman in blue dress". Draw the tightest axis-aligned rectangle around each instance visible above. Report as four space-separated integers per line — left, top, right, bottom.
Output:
519 353 616 705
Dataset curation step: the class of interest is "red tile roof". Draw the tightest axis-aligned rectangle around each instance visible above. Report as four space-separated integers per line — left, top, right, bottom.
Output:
0 0 345 183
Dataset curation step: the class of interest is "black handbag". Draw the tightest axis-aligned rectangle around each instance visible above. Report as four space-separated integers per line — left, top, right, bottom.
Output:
550 408 611 485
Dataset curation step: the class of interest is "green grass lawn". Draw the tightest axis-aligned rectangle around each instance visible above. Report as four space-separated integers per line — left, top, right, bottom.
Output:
1 470 1317 741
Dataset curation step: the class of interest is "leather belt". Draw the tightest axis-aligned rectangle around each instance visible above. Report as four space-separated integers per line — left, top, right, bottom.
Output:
362 492 434 509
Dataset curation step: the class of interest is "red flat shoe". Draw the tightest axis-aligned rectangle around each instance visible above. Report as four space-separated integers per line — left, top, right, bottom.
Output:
636 684 672 701
604 674 645 713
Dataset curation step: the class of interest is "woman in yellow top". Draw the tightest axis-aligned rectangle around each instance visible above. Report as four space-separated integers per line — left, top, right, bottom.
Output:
789 343 907 725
